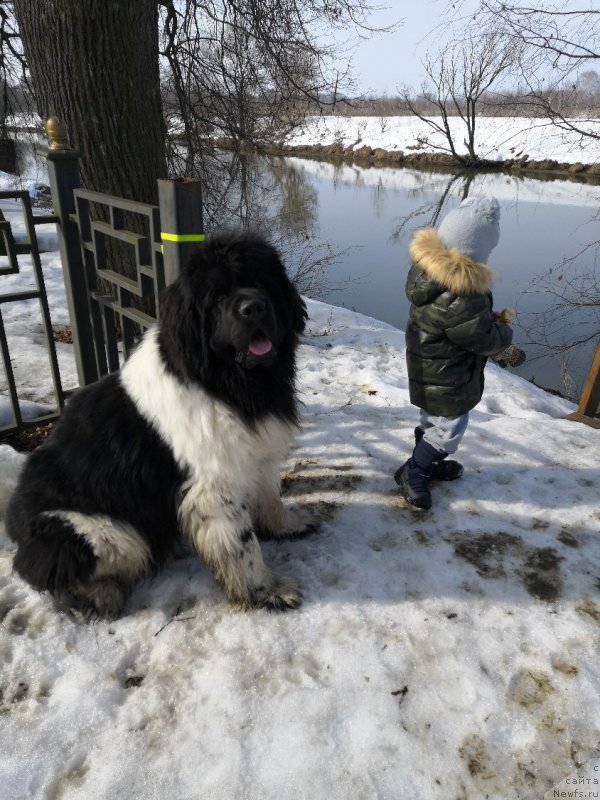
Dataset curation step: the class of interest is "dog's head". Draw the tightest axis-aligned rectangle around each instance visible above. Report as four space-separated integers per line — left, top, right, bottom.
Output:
211 284 282 371
158 231 307 389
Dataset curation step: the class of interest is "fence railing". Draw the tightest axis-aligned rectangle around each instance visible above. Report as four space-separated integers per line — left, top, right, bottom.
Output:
45 117 203 386
0 190 66 434
0 117 203 434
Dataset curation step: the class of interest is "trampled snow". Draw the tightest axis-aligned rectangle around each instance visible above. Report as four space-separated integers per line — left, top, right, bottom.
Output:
1 296 599 800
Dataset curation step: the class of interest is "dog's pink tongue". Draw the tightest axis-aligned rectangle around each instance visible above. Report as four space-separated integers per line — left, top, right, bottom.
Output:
248 338 273 356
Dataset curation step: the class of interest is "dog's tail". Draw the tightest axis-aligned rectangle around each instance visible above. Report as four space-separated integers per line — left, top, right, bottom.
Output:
11 513 97 595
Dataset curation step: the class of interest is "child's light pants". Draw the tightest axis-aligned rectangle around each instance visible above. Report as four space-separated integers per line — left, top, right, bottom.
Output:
420 411 469 455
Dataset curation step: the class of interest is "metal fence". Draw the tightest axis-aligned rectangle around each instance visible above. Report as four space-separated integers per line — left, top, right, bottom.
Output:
0 190 65 434
0 117 203 435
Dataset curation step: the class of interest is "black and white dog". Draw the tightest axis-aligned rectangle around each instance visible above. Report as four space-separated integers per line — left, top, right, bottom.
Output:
6 231 315 619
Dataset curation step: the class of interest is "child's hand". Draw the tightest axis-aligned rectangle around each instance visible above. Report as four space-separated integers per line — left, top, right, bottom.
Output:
492 307 515 323
491 345 526 368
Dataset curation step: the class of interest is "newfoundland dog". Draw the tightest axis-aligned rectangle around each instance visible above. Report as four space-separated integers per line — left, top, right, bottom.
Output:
6 231 315 619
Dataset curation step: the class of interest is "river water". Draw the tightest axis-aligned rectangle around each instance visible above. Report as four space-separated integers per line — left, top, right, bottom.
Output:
225 154 599 401
11 138 598 401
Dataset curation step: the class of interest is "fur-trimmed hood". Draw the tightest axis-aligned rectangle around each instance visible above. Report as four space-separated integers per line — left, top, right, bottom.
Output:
409 227 495 295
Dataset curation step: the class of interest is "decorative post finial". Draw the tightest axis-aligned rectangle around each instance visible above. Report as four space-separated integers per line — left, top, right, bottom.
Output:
46 116 69 150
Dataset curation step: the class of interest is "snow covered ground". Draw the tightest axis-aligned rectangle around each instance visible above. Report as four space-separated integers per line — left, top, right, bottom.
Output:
0 120 599 799
285 115 600 166
1 296 600 800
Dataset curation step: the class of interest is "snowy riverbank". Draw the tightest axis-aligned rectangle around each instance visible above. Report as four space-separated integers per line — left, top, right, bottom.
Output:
276 115 600 176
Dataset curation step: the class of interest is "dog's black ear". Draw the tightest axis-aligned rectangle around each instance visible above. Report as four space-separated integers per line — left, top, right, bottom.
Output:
282 275 308 335
158 276 209 381
158 281 190 378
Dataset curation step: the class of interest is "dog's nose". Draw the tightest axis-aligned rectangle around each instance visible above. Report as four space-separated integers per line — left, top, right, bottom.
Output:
238 296 266 321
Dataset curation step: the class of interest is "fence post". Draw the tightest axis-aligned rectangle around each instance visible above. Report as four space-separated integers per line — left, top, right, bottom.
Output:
45 117 99 386
157 178 204 287
565 342 600 428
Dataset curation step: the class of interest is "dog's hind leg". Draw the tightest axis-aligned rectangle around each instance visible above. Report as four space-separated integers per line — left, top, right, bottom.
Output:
181 489 301 610
12 511 151 620
12 512 97 596
55 577 128 621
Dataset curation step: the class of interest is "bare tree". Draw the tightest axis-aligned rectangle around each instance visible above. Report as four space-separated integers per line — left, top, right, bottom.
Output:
5 0 393 204
162 0 319 178
480 2 599 66
401 32 516 166
476 1 600 142
471 2 600 393
14 0 168 203
0 1 29 135
160 0 395 179
516 241 600 399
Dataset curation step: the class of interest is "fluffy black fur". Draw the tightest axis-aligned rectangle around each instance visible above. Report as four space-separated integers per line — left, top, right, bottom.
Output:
159 230 306 424
6 231 310 619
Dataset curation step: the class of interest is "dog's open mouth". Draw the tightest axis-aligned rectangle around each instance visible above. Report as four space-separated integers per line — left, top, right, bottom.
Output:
235 331 277 367
248 336 273 357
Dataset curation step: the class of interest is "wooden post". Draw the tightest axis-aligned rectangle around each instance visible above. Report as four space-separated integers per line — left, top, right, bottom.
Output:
565 342 600 428
0 137 17 173
157 178 204 287
45 117 99 386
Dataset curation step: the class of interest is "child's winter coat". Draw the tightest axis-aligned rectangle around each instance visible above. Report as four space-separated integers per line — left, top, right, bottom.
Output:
405 227 513 417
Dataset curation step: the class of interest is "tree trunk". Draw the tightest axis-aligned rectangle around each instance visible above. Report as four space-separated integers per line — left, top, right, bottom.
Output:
14 0 167 203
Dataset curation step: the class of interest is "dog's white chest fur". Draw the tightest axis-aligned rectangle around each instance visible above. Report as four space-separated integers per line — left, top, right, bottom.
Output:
121 328 296 488
119 326 306 610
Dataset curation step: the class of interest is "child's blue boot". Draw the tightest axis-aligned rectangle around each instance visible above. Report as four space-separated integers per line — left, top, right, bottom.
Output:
414 427 463 481
394 439 447 510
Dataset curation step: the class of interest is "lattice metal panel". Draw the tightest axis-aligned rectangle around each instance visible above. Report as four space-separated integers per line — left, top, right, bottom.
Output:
0 190 65 434
72 189 165 376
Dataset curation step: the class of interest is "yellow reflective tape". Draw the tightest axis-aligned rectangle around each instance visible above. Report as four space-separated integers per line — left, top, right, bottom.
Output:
160 232 205 243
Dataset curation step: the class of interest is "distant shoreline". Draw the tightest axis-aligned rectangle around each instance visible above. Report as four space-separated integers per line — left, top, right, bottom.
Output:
264 144 600 183
236 113 600 181
211 137 600 182
268 142 600 180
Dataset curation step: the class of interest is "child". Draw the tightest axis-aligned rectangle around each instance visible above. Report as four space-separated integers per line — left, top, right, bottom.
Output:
394 196 525 510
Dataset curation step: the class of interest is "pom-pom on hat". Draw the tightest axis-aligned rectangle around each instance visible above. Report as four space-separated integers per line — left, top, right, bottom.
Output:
437 196 501 263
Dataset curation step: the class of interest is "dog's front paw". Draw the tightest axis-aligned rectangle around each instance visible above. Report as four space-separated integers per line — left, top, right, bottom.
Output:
249 573 302 611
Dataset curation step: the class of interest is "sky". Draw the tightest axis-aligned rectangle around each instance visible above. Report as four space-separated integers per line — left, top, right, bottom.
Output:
339 0 481 94
343 0 600 95
0 137 599 799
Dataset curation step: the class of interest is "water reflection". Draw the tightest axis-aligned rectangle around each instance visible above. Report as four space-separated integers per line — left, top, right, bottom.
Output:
188 150 318 237
390 172 475 239
197 151 349 298
215 154 598 400
9 138 596 400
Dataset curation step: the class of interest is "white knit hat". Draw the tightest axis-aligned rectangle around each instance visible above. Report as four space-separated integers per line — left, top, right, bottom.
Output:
437 197 501 263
